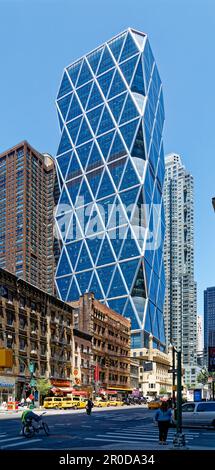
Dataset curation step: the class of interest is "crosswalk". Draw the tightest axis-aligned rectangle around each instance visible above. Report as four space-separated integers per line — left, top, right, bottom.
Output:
84 424 200 446
0 433 42 449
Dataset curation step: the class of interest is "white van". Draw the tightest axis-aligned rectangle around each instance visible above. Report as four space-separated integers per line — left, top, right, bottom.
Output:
180 401 215 427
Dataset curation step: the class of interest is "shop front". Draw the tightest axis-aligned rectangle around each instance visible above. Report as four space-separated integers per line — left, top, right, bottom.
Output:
0 376 16 406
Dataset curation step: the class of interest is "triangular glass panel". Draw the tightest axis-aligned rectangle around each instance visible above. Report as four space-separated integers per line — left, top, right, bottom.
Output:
87 105 103 134
67 116 82 145
144 40 155 75
132 92 145 114
67 94 82 122
108 228 123 257
67 60 83 86
107 297 127 314
78 178 93 206
131 57 145 95
119 118 139 151
57 128 72 156
65 212 82 243
152 310 159 338
57 93 72 119
97 107 115 135
97 69 115 98
67 278 80 302
57 186 71 210
131 122 146 160
56 151 71 179
57 109 64 131
119 55 138 85
119 186 140 214
87 168 104 197
66 152 82 181
96 265 115 296
119 158 140 191
119 94 139 125
108 92 127 123
76 241 93 271
76 81 93 109
66 240 83 270
120 259 139 290
119 230 140 260
76 118 92 145
75 270 92 294
158 313 165 343
87 47 104 74
108 33 126 61
97 46 115 75
97 131 115 160
108 70 126 99
76 59 93 87
123 298 140 329
108 266 127 297
108 158 126 190
108 132 127 162
107 196 127 229
86 142 103 171
144 260 152 293
86 82 103 110
119 32 138 63
88 271 104 299
85 203 104 236
97 236 115 266
144 304 152 333
131 31 146 51
96 195 115 227
57 72 72 99
97 169 115 200
131 262 147 298
86 235 103 263
56 249 72 277
56 275 72 301
76 141 93 170
66 177 82 206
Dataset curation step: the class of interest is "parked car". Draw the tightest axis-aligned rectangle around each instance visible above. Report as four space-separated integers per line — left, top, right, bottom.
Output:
61 397 87 410
43 397 64 409
108 399 124 407
94 400 110 407
173 401 215 427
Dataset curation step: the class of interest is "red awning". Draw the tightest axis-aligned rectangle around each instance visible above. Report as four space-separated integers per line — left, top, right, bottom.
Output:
99 389 117 395
51 387 88 395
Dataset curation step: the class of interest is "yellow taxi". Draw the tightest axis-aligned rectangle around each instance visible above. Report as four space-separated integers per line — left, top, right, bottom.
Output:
108 399 124 407
148 399 161 410
43 397 64 409
61 397 87 410
94 400 110 407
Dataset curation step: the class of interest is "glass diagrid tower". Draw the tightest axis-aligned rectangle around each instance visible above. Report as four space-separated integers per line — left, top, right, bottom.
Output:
55 28 166 349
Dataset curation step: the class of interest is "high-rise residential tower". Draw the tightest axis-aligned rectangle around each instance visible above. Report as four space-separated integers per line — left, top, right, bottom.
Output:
163 153 197 380
0 141 55 294
55 28 166 350
204 287 215 365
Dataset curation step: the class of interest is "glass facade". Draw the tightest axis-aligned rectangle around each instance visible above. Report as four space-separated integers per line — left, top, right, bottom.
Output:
54 28 166 349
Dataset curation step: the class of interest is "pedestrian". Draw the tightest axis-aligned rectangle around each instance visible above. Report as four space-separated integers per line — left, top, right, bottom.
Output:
26 396 32 408
86 397 94 415
154 401 172 445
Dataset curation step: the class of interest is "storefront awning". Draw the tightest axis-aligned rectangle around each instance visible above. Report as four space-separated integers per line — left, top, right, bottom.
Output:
51 387 88 395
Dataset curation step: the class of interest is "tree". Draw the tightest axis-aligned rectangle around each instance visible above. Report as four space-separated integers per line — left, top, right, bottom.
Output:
159 387 167 395
36 378 52 404
197 369 209 386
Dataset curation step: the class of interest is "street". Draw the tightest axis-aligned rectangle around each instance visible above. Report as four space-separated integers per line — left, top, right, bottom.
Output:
0 406 214 450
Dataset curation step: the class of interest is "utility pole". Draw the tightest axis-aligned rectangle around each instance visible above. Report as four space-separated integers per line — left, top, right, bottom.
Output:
173 350 187 448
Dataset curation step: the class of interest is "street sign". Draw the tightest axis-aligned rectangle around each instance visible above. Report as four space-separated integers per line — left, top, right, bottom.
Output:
168 369 177 373
29 362 35 374
30 378 36 387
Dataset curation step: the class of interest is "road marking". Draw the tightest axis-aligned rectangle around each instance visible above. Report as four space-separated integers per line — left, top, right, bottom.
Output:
1 439 41 449
104 432 195 441
0 437 24 444
85 437 158 444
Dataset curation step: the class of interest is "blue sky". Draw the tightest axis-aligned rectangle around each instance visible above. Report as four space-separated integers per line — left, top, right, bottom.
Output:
0 0 214 314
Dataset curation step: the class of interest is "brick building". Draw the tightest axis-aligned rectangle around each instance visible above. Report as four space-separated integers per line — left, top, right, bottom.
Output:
72 293 132 396
0 141 55 294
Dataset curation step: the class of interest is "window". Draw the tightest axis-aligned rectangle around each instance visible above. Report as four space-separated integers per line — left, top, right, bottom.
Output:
197 403 215 412
182 404 195 413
